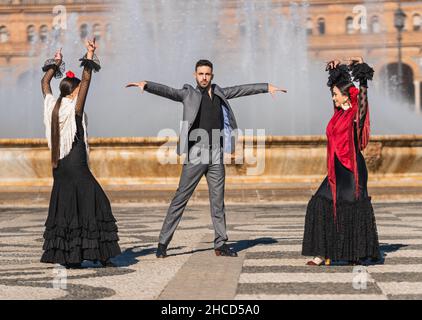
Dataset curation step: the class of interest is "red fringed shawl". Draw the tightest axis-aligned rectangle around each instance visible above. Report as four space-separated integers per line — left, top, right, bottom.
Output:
326 86 370 224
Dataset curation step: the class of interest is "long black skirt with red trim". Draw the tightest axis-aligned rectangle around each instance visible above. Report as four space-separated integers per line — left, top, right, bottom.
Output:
302 152 381 262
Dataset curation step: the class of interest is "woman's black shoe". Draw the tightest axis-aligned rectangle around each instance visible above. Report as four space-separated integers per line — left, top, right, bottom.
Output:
61 263 82 269
100 260 117 268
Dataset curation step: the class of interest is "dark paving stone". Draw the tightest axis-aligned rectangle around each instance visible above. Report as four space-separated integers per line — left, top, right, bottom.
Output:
0 277 117 300
116 224 153 229
246 252 303 259
377 223 422 229
256 214 306 218
0 260 36 265
385 244 422 250
0 271 45 277
388 294 422 300
242 266 358 273
0 253 40 257
118 235 158 243
0 243 39 248
370 217 403 221
370 273 422 282
380 236 422 240
392 214 422 217
237 282 383 295
266 226 306 230
228 224 304 231
376 257 422 265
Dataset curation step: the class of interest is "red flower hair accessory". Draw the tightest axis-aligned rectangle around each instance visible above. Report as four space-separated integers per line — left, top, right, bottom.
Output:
349 86 360 105
66 71 75 79
349 86 359 99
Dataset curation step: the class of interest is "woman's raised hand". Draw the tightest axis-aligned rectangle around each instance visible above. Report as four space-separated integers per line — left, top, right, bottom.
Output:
325 59 342 70
345 56 364 65
85 37 97 59
54 48 63 61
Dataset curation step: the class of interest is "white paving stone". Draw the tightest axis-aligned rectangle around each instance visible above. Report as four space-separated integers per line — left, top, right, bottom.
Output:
377 282 422 295
239 273 375 283
235 294 388 300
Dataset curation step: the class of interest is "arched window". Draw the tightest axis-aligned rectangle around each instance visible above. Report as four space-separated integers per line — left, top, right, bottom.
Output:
306 18 313 36
105 23 112 41
239 24 246 36
370 16 381 33
346 16 354 34
317 18 325 35
413 13 421 31
80 24 89 40
39 25 48 43
27 25 36 43
0 26 9 43
93 24 101 41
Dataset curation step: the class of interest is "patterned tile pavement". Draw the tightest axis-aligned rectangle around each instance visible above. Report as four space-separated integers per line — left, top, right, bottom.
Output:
0 202 421 300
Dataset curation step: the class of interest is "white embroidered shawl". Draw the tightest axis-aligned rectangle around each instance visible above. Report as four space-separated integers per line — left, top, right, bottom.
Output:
43 93 89 160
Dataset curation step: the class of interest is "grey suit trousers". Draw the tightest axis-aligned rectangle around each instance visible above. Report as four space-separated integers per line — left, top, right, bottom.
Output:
158 144 228 249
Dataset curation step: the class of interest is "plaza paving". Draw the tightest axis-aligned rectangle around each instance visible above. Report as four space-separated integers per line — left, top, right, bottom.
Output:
1 200 422 300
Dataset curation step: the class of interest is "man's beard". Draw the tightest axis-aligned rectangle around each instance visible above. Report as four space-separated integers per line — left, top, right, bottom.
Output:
197 80 211 89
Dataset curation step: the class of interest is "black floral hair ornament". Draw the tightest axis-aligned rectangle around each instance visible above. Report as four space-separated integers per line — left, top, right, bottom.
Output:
350 62 374 84
326 64 352 87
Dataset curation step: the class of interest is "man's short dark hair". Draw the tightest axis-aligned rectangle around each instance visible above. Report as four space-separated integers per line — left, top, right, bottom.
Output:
195 59 213 71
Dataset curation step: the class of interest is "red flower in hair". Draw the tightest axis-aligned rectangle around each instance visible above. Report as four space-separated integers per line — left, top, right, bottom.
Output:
349 86 360 105
66 71 75 79
349 86 359 98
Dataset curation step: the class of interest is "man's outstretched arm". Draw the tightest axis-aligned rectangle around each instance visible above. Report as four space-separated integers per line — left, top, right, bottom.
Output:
126 81 187 102
221 83 287 100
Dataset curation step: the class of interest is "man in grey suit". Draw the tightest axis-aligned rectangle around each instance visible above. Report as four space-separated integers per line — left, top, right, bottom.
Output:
127 60 286 258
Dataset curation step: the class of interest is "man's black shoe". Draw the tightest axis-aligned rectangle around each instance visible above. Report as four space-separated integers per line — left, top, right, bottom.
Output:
156 243 168 258
215 244 238 257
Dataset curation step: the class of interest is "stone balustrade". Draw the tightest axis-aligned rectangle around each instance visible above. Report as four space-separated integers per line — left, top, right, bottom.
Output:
1 135 422 187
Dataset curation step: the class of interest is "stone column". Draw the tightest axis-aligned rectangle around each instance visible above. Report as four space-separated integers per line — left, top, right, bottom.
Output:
415 80 421 114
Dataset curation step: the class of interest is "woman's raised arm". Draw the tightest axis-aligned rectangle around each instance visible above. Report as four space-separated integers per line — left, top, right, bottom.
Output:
75 38 101 116
349 57 374 128
41 48 64 98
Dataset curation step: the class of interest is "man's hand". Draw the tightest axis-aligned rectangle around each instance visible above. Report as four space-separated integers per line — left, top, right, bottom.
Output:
54 48 63 62
268 84 287 97
126 81 147 93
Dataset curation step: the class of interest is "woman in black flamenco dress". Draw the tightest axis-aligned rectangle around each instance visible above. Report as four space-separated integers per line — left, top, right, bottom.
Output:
40 40 121 268
302 57 381 266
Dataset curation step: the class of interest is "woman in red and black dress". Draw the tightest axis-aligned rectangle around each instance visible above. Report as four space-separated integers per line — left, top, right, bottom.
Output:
302 57 381 266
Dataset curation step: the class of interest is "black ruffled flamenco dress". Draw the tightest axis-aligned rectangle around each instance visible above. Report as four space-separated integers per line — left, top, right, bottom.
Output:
40 55 121 266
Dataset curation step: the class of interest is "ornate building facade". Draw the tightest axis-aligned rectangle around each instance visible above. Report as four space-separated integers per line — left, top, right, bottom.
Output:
1 0 421 111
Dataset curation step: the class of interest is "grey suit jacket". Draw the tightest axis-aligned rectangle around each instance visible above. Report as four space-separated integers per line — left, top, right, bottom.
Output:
144 81 269 155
